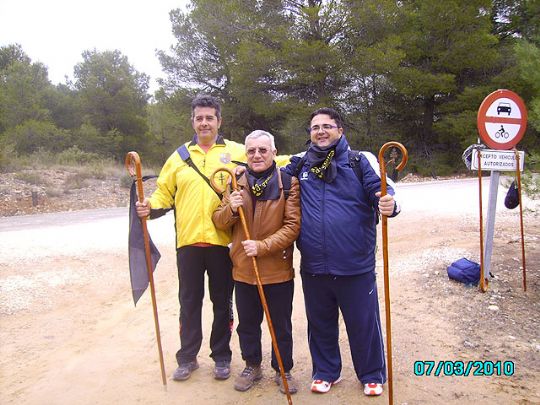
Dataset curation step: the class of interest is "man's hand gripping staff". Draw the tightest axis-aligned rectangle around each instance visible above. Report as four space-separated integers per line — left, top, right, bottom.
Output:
378 142 408 405
210 167 294 405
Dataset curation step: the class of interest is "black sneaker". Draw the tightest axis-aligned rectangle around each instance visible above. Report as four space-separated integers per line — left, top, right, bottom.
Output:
214 360 231 380
172 360 199 381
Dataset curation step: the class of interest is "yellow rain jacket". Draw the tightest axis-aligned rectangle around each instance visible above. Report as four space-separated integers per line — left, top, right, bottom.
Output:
149 136 290 249
149 136 245 248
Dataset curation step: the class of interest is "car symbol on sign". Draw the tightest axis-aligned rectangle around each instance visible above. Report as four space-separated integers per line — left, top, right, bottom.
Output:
497 102 511 116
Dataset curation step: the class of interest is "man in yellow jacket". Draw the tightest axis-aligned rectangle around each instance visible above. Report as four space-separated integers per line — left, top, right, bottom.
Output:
135 95 246 381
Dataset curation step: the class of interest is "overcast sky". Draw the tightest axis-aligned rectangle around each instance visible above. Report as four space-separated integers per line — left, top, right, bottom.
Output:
0 0 188 93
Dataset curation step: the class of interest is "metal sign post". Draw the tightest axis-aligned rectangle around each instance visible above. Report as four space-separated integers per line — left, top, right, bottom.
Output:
470 151 525 278
483 171 499 280
469 149 526 284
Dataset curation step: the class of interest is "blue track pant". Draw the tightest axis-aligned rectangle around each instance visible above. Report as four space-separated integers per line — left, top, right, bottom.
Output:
301 270 386 384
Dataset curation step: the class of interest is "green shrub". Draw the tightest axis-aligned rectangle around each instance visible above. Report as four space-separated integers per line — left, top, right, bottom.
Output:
72 124 121 158
525 151 540 171
0 143 17 171
26 149 56 168
57 146 101 165
5 120 72 155
522 172 539 199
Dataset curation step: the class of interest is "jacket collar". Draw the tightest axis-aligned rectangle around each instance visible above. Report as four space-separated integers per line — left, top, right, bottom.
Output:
333 134 350 162
189 134 226 147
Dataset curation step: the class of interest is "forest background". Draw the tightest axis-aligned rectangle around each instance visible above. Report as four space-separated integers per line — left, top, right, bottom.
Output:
1 0 539 179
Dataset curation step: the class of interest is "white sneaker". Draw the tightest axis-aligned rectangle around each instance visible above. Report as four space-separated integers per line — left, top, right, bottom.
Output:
310 376 342 393
363 382 383 396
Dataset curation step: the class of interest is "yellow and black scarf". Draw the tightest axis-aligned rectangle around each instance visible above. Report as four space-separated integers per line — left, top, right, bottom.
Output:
306 142 338 183
246 162 280 200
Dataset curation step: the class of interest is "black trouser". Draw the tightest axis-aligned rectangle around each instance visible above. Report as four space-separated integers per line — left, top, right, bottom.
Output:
176 246 233 365
235 279 294 372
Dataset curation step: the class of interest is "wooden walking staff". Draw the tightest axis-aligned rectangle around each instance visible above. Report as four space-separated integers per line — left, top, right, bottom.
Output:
513 149 527 291
125 151 167 387
476 149 488 293
210 167 293 405
378 142 408 405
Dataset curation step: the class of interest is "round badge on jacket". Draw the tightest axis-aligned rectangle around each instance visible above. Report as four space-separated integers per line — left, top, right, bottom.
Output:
220 153 231 164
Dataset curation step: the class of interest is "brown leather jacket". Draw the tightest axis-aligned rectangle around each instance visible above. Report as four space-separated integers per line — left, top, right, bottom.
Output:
212 169 300 285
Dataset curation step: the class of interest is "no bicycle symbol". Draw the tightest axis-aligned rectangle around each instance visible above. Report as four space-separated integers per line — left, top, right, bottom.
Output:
477 89 528 150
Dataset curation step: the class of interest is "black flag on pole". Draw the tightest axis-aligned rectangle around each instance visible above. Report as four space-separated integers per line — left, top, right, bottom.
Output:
128 177 160 305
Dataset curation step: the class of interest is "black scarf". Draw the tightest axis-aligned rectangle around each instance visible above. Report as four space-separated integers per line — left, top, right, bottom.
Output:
306 140 339 183
246 162 280 200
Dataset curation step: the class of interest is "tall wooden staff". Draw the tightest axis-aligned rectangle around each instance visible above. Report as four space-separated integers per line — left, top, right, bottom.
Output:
211 167 293 405
378 142 408 405
513 149 527 291
125 151 167 387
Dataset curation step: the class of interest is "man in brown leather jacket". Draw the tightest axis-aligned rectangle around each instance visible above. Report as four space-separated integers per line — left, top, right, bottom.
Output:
212 130 300 395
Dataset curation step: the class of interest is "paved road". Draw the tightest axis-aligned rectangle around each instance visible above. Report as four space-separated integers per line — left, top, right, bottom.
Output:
0 177 515 263
0 207 128 231
0 206 175 263
397 177 509 215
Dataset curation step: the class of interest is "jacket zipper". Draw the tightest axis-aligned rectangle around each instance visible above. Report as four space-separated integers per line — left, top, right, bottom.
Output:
322 180 328 274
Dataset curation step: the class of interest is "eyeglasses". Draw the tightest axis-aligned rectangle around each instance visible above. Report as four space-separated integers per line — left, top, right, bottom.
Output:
246 147 271 156
309 124 339 133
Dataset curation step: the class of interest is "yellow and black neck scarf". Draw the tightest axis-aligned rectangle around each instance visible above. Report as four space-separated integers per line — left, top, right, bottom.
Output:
246 162 280 200
306 142 338 183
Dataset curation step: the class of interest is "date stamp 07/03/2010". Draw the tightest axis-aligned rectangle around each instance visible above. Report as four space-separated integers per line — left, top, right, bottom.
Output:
414 360 515 377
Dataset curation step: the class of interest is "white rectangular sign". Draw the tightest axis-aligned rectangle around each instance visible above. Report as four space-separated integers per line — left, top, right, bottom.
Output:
471 149 524 171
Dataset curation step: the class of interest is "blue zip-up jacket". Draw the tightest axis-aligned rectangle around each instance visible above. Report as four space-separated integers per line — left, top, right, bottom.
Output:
283 135 397 276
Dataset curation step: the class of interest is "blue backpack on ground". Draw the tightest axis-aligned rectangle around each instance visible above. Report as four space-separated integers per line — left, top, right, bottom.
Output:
447 258 480 285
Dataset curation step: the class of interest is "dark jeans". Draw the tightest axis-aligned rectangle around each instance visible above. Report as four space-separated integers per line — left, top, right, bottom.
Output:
235 279 294 372
175 246 233 365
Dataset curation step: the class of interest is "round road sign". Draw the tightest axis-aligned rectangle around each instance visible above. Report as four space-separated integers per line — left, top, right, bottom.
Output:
477 89 527 150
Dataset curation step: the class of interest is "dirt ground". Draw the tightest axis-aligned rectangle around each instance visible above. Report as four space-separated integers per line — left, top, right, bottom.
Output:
0 180 539 404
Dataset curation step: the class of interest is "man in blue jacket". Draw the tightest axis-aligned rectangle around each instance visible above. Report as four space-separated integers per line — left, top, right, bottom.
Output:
284 107 399 397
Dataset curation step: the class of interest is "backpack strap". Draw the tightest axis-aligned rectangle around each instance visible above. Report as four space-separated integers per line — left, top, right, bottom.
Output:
177 144 223 200
347 150 364 184
289 153 307 178
348 149 381 224
280 170 293 200
231 160 247 167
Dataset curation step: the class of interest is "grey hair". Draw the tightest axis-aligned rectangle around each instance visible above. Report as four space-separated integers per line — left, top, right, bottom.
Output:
245 130 276 151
